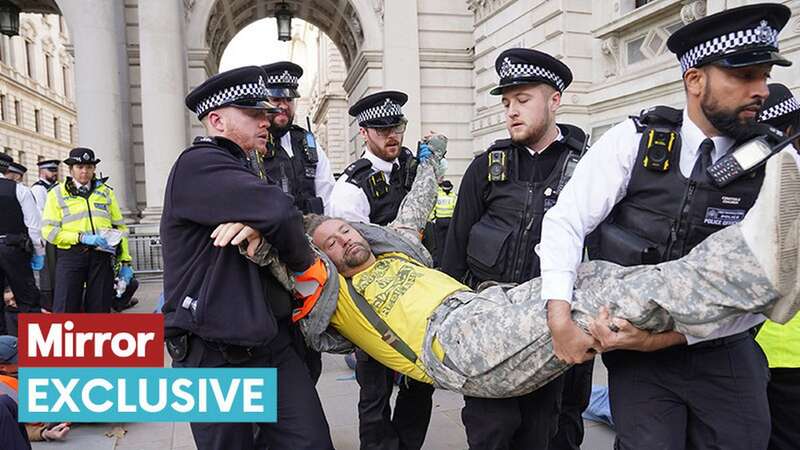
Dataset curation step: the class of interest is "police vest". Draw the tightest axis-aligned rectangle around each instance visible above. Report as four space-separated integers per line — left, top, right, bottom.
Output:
589 107 764 266
0 178 25 235
466 124 586 285
41 179 132 262
32 179 56 191
432 188 456 220
329 252 467 383
756 315 800 368
344 147 418 225
264 126 323 214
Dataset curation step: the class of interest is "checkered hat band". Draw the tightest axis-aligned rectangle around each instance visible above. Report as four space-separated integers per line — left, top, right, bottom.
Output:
678 23 779 72
194 81 269 116
499 58 565 92
357 100 403 124
266 71 299 85
760 96 800 122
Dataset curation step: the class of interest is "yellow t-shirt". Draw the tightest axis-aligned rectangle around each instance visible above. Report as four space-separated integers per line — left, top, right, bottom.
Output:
330 252 467 383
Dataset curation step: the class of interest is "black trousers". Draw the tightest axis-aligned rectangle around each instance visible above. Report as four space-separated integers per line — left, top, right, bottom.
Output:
462 372 566 450
766 367 800 450
53 246 114 313
550 359 594 450
355 349 435 450
38 242 57 311
0 241 41 336
0 394 30 450
607 332 770 450
173 322 333 450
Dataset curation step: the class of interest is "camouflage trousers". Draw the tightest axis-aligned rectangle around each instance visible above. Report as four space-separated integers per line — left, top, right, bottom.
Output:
421 225 781 398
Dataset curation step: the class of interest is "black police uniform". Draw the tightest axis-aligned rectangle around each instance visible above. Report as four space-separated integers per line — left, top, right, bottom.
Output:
0 154 41 336
261 62 326 214
440 48 592 450
339 90 432 450
32 172 58 312
586 6 791 449
162 66 333 450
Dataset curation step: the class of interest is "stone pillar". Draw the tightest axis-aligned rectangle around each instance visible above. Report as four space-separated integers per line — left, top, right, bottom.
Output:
383 1 422 143
137 0 189 223
60 0 136 218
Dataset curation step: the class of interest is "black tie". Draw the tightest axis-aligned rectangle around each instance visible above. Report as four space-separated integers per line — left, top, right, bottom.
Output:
691 138 715 182
78 186 89 196
390 164 400 185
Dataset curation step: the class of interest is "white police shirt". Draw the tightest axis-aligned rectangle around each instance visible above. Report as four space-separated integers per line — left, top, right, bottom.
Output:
328 148 399 223
278 132 335 209
538 110 765 344
0 173 44 255
31 180 49 213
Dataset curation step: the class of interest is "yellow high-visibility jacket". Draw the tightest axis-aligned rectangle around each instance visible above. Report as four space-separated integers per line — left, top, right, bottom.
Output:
756 314 800 369
428 187 457 221
41 180 131 262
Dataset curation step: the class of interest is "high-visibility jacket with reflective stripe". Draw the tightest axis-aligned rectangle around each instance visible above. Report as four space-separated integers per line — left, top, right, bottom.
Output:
41 181 131 262
428 188 457 221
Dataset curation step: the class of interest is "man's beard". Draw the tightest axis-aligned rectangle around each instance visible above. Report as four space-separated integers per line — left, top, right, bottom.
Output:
343 242 371 268
269 112 294 137
701 90 763 142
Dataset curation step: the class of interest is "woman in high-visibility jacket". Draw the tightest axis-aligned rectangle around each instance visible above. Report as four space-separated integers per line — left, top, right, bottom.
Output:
41 148 133 313
755 83 800 450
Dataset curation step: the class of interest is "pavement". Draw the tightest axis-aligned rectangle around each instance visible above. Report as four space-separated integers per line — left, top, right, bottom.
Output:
32 278 617 450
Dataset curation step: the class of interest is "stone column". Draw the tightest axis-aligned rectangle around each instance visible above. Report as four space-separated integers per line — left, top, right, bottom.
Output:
59 0 136 218
137 0 189 223
383 1 422 143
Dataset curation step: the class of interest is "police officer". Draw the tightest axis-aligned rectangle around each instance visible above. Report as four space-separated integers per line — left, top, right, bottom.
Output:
329 90 435 450
539 5 793 449
440 48 591 450
0 153 43 336
5 162 27 184
424 180 457 266
30 159 60 312
161 65 333 450
259 61 335 214
41 148 133 313
31 160 60 211
756 83 800 450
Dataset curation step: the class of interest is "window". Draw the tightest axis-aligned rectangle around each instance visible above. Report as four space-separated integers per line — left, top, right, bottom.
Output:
44 54 53 88
34 109 40 132
25 40 34 78
62 66 70 98
635 0 655 7
627 36 647 64
53 116 59 140
0 95 5 121
14 100 22 126
18 151 26 168
69 123 74 143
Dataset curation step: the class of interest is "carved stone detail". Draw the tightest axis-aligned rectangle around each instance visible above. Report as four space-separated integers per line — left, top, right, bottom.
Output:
183 0 195 22
680 0 706 25
372 0 384 25
601 36 620 78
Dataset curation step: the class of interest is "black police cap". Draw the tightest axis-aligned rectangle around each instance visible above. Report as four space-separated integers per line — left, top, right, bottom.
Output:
759 83 799 128
8 162 27 175
37 159 61 170
0 153 11 169
667 3 791 74
64 147 101 166
261 61 303 99
185 66 276 119
490 48 573 95
349 90 409 128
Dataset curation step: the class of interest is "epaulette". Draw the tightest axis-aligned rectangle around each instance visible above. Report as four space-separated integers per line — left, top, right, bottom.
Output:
558 123 588 153
631 106 683 133
343 159 373 186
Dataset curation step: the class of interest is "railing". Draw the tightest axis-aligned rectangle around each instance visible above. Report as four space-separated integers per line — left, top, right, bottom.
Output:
128 232 163 274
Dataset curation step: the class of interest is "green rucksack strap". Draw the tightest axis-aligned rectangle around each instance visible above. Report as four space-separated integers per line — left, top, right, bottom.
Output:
345 279 418 364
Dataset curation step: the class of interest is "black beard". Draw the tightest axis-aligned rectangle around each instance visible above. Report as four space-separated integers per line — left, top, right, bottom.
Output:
343 242 371 268
269 115 294 138
704 106 761 142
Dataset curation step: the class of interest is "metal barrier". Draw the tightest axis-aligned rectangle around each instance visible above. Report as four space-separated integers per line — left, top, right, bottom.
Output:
128 233 163 274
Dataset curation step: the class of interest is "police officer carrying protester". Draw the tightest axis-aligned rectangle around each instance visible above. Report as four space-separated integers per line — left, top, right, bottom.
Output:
41 148 132 313
30 159 60 312
539 5 793 449
755 82 800 450
160 65 333 450
258 61 335 214
0 153 42 336
329 90 436 450
440 48 591 450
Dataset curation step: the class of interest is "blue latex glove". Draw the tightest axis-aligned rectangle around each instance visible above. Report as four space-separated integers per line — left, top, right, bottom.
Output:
417 143 433 162
80 233 108 248
120 265 134 283
30 254 44 271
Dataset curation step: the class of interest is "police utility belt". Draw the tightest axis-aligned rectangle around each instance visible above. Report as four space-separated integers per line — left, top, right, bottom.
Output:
166 332 268 365
0 233 33 253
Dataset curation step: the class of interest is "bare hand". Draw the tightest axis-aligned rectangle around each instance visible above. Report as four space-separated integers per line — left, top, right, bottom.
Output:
43 423 71 441
588 307 653 352
210 223 262 257
547 300 598 364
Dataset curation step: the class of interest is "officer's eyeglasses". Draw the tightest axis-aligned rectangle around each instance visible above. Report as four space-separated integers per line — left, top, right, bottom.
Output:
372 123 407 137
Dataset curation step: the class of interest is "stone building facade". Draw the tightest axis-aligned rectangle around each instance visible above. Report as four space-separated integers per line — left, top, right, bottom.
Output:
0 12 76 186
5 0 798 223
